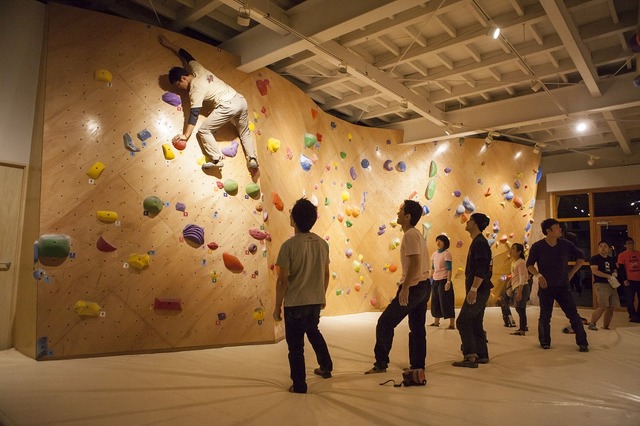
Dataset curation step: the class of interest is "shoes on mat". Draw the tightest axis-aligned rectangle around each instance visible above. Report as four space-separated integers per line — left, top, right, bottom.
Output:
314 368 332 379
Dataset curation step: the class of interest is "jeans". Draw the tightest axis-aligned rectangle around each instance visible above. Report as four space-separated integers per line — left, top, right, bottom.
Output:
431 278 455 319
624 281 640 320
373 280 431 370
284 304 333 393
538 286 588 347
196 93 257 161
456 285 490 359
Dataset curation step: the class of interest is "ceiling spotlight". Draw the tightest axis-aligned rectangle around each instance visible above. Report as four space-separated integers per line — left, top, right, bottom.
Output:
237 6 251 27
400 98 408 109
533 144 541 154
530 79 543 92
337 61 348 75
444 126 453 136
487 25 500 39
484 134 494 145
575 120 589 132
587 155 597 166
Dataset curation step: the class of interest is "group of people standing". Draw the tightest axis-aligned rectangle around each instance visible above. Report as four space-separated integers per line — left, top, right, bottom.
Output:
273 198 639 393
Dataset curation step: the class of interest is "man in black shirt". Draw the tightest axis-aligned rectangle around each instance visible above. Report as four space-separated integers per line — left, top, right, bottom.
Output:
527 218 589 352
453 213 493 368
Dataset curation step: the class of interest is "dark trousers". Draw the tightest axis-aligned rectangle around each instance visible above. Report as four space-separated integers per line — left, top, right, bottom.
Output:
456 285 490 359
373 280 430 370
431 279 455 319
284 304 333 393
538 286 588 347
624 281 640 320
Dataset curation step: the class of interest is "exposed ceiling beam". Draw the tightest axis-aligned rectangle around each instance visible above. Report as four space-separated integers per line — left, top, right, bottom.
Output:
602 110 632 154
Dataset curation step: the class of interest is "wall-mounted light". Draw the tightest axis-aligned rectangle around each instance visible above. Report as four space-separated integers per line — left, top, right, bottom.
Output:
237 6 251 26
530 79 543 92
487 25 500 39
337 61 348 74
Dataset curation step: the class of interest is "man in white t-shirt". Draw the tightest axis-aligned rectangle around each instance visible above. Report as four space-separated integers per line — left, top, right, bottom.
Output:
365 200 431 374
159 35 259 171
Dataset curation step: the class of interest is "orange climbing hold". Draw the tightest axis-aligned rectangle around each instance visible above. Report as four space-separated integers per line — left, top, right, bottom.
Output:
223 252 244 273
272 192 284 211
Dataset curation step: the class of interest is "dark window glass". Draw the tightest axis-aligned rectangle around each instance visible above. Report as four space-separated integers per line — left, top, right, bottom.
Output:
562 221 593 307
593 190 640 217
562 221 591 258
556 193 589 218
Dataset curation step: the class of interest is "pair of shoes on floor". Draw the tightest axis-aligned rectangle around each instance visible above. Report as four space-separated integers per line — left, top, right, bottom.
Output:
288 385 306 394
364 366 387 374
202 159 224 169
579 345 589 352
313 368 332 379
452 359 478 368
511 330 526 336
429 323 440 327
588 323 598 331
446 325 456 330
248 157 259 169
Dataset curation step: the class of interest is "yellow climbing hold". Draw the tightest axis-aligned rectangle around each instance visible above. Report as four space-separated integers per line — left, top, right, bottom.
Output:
267 137 281 153
86 161 105 180
162 144 176 160
128 253 150 270
97 211 118 223
74 300 102 317
94 69 112 82
341 190 350 201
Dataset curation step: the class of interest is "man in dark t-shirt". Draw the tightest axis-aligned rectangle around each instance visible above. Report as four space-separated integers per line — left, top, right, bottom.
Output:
527 218 589 352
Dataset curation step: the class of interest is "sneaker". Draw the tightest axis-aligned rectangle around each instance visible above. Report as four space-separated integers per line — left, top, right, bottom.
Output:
588 323 598 331
248 157 259 169
314 368 332 379
364 366 387 374
452 359 478 368
579 345 589 352
202 160 224 169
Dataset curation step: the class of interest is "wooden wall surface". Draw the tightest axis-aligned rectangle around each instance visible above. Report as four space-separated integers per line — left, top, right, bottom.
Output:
34 4 540 359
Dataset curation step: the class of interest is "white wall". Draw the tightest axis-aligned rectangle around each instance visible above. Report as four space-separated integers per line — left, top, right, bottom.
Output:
546 164 640 193
0 0 46 166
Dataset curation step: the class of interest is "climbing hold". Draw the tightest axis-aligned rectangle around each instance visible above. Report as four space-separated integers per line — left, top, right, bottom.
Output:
429 161 437 177
345 220 353 227
137 129 151 141
463 197 475 212
249 228 271 241
501 184 512 194
389 237 401 250
162 144 176 160
300 154 313 171
346 182 353 189
396 161 406 172
455 205 465 216
94 69 112 82
340 151 347 159
310 194 318 206
504 191 514 201
456 240 463 248
272 192 284 211
38 234 71 259
245 183 260 198
221 140 239 157
86 162 105 180
286 147 293 160
207 242 219 250
383 160 394 171
223 252 244 273
74 300 102 317
183 224 205 246
153 298 182 311
304 133 317 148
499 235 508 243
345 248 353 257
162 92 181 106
253 307 266 322
172 138 187 151
484 187 491 197
514 179 521 189
425 179 436 200
341 191 350 201
175 202 186 212
267 137 281 153
444 167 452 174
223 179 238 194
248 243 258 254
453 190 462 197
96 236 116 252
353 260 361 272
128 253 150 270
536 166 542 184
370 297 378 307
389 264 398 273
350 166 357 180
97 211 118 223
123 132 140 152
513 196 523 208
143 196 163 217
361 159 370 168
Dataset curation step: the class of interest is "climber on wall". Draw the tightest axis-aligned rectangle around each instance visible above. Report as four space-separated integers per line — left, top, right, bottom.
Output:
158 34 259 172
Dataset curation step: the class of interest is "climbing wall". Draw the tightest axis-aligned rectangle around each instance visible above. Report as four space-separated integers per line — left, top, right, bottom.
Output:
34 4 540 359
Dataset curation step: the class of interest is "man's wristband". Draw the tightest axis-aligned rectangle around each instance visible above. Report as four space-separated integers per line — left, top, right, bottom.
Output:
469 287 478 292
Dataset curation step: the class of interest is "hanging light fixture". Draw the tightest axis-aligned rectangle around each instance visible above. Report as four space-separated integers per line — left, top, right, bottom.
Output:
237 5 251 27
337 61 348 74
587 155 598 166
533 144 541 154
487 25 500 39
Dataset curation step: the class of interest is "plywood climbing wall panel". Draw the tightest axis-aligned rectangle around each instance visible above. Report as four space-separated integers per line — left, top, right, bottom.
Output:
35 4 540 359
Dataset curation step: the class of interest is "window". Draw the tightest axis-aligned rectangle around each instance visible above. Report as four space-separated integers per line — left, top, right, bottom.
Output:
593 190 640 217
556 193 589 218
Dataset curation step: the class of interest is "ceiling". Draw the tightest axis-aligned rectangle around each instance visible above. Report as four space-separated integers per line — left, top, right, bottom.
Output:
47 0 640 159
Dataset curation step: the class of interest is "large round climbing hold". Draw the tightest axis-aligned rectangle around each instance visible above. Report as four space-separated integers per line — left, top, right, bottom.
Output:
143 196 163 216
223 179 238 194
245 183 260 197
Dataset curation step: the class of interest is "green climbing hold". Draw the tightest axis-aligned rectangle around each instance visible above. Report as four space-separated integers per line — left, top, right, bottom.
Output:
346 182 353 189
143 196 164 216
223 179 238 194
304 133 317 148
429 160 437 178
340 151 347 159
38 234 71 258
345 220 353 227
245 183 260 197
425 179 436 200
324 197 330 206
